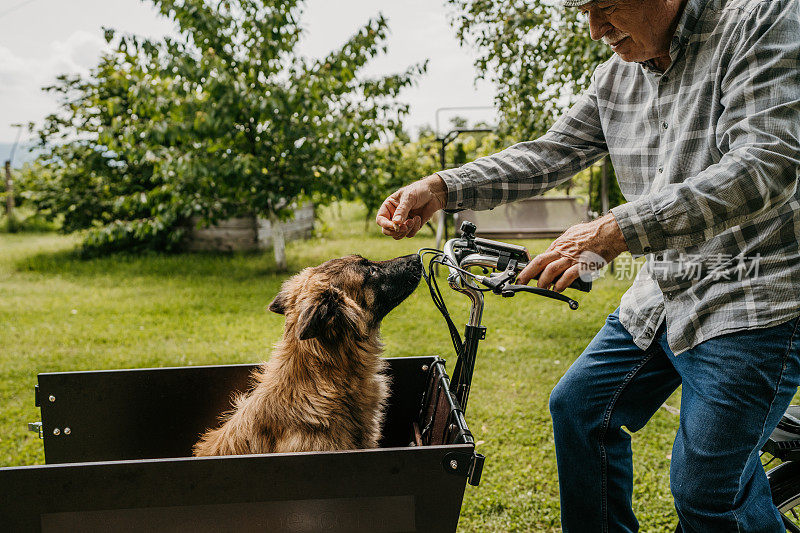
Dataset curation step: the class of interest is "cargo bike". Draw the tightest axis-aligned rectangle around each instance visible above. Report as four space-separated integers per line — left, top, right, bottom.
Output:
0 222 591 532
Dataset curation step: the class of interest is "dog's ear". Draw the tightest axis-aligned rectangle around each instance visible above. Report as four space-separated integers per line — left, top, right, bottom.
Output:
296 288 365 341
268 291 287 315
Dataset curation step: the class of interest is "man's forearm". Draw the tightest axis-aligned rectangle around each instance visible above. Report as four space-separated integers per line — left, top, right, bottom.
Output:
437 88 608 212
426 174 448 211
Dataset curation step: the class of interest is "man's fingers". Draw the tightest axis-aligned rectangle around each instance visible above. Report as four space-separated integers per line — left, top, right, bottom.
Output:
390 222 411 240
553 264 582 293
392 190 415 225
376 180 445 239
518 251 559 285
381 218 409 239
376 191 402 231
406 216 423 238
381 226 401 238
537 257 572 289
376 214 396 231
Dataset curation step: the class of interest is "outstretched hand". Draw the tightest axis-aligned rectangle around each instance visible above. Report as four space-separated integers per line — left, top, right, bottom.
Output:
375 175 448 239
518 213 628 292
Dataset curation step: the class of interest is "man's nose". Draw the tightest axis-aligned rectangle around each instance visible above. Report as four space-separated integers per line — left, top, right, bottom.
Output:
588 11 612 41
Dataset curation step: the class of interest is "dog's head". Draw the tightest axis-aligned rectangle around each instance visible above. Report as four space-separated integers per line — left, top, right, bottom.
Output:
269 254 422 342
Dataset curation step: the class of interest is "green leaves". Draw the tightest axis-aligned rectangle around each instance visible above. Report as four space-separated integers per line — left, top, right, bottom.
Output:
350 126 499 219
446 0 611 140
25 0 423 255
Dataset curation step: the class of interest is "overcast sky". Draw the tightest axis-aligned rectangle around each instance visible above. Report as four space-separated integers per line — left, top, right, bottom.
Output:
0 0 497 144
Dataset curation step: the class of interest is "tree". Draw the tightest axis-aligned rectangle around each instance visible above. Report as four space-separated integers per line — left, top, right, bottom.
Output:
28 0 424 267
350 130 439 226
446 0 611 140
588 158 625 215
446 1 625 213
351 127 501 227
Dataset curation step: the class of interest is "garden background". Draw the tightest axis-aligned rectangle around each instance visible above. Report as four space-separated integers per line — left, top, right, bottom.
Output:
2 0 677 530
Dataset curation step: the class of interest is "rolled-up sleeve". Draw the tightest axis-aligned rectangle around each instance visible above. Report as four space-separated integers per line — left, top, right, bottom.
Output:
438 79 609 212
612 0 800 255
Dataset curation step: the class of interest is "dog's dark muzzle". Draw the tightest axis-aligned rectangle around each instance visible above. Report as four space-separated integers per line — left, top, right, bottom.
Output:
372 254 422 320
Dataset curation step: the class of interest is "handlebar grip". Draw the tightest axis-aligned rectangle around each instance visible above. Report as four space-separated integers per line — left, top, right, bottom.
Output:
568 277 593 293
516 261 593 292
530 273 591 293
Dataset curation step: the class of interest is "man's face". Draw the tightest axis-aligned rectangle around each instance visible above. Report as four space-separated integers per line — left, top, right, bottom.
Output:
581 0 679 63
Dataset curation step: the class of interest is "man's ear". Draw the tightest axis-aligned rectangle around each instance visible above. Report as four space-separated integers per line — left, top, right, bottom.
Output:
296 288 364 341
268 291 287 315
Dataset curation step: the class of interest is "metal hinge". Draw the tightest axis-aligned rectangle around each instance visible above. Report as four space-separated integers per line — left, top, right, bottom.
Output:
442 451 486 486
27 422 43 439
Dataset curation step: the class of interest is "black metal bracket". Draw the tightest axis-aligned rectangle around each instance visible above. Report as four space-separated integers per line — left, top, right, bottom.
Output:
469 453 486 486
442 450 486 486
495 251 512 272
27 422 43 439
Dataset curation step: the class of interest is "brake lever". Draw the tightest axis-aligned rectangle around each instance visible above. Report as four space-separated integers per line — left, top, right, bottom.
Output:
473 259 580 310
477 269 517 291
500 284 580 310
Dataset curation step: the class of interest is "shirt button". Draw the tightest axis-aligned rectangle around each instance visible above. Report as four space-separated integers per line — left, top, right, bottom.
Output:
457 202 464 207
662 122 669 130
643 246 652 253
665 292 674 301
658 167 664 174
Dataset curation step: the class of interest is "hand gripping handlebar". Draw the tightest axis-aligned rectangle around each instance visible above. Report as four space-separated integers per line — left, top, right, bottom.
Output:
443 221 592 310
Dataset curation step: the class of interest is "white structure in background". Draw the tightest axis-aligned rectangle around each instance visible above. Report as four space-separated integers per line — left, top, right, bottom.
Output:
184 203 315 253
454 196 589 239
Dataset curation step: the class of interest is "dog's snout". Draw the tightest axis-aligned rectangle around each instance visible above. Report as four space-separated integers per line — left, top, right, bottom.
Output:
403 254 422 279
380 253 422 275
396 253 421 265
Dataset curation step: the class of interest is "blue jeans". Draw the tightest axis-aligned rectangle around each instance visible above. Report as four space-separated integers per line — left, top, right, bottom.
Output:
550 308 800 532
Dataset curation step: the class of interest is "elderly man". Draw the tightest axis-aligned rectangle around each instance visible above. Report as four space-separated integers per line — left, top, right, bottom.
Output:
376 0 800 530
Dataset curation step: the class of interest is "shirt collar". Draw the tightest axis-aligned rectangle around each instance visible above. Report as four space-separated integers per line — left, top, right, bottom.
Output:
670 0 709 55
639 0 709 73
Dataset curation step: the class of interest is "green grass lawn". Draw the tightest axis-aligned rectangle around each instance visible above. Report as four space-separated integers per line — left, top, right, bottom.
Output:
0 203 682 531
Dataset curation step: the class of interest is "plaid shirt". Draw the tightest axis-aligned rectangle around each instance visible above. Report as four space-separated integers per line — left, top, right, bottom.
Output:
438 0 800 354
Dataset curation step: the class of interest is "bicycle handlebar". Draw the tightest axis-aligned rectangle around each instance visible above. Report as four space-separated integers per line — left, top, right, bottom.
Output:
441 222 591 310
458 252 593 293
421 222 594 412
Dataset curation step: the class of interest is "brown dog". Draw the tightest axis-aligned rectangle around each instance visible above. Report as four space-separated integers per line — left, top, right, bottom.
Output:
193 253 422 456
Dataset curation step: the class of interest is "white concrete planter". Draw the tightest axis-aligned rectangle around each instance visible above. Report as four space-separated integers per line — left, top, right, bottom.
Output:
184 203 314 252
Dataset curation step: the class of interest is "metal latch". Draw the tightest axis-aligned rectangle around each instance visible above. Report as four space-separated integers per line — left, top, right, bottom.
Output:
27 422 43 439
442 451 486 486
468 453 486 486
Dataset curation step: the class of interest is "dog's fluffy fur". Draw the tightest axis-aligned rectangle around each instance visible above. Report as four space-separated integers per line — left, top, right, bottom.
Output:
193 253 421 456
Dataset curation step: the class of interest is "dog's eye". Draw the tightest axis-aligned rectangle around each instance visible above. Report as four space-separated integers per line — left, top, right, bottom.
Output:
367 265 379 278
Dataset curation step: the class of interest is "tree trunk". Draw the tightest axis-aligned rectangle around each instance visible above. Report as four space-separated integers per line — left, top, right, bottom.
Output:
435 211 447 249
270 214 287 272
4 161 18 233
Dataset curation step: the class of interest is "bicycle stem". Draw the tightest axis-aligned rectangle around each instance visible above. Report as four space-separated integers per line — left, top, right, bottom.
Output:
435 225 585 414
443 239 486 412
